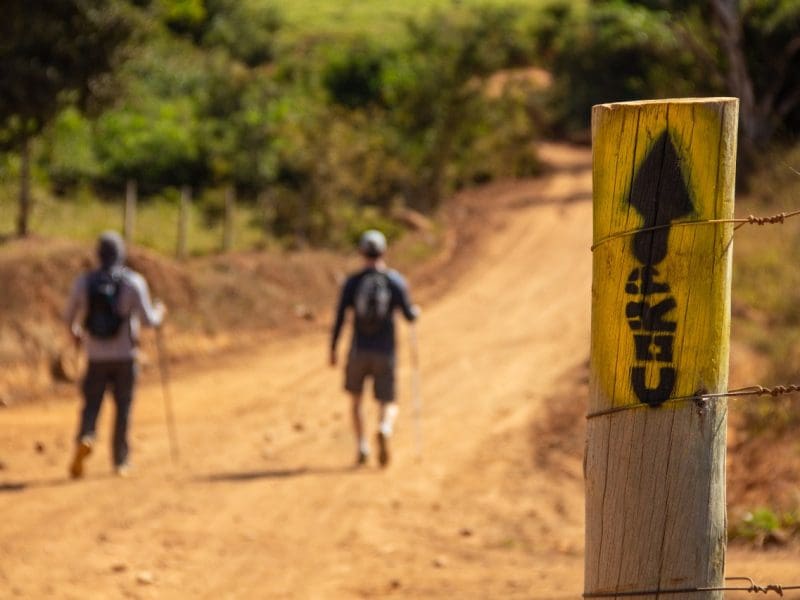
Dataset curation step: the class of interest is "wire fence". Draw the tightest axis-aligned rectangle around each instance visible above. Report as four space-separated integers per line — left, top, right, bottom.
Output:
586 208 800 598
590 208 800 252
584 576 800 597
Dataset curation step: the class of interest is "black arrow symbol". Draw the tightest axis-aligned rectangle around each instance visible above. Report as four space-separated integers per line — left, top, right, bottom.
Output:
629 131 694 268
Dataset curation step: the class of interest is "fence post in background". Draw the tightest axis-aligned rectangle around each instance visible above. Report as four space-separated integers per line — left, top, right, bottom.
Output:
16 138 32 237
223 185 235 252
586 98 738 599
258 190 272 243
177 185 191 259
123 179 137 243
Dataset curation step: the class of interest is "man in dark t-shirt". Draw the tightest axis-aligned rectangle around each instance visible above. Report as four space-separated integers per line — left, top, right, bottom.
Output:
330 230 419 467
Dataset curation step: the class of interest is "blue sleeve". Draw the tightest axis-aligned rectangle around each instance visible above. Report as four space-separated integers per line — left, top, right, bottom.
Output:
331 277 355 351
390 271 418 322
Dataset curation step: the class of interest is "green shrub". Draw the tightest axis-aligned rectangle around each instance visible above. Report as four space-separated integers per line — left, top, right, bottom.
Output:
729 507 800 545
537 1 713 133
42 108 101 191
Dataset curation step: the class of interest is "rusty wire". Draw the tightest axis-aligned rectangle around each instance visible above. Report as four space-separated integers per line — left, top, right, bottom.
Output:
585 384 800 420
584 576 800 597
590 209 800 252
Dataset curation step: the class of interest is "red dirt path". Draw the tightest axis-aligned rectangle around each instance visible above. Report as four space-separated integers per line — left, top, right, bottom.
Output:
0 144 797 599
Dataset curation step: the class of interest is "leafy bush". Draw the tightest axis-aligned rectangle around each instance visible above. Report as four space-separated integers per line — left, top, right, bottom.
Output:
42 108 101 191
381 5 541 209
321 37 387 109
94 97 203 186
729 507 800 546
201 0 283 66
537 1 708 133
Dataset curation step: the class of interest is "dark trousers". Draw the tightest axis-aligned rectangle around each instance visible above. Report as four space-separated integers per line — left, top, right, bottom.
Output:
78 359 137 466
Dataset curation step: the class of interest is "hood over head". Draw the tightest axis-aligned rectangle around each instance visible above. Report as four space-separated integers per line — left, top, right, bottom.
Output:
97 230 126 270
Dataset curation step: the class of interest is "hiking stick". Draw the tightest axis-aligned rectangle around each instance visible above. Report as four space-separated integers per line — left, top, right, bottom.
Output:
409 323 423 461
155 326 179 462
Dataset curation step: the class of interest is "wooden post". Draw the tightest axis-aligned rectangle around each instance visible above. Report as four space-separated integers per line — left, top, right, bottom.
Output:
586 98 738 599
223 185 235 252
258 190 272 241
177 185 191 259
16 138 31 237
123 179 137 243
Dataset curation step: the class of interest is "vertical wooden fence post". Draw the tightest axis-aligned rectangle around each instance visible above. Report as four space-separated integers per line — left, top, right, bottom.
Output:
123 179 137 243
258 190 272 243
17 138 32 237
223 185 235 252
586 98 738 599
177 185 191 259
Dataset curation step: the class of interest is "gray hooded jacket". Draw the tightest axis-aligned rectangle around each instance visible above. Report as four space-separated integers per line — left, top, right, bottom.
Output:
64 232 164 361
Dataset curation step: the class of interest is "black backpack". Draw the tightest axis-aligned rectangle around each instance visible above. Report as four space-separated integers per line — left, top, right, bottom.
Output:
84 270 124 339
354 271 392 335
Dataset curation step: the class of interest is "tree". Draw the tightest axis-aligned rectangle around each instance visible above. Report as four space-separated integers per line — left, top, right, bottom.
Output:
536 2 712 134
383 5 535 211
707 0 800 150
549 1 800 158
0 0 133 236
626 0 800 153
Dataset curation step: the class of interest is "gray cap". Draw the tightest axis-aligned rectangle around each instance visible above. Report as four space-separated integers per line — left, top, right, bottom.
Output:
359 229 387 258
97 230 126 270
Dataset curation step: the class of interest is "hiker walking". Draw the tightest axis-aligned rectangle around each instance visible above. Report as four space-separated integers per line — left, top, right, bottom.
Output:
330 229 419 467
64 231 166 478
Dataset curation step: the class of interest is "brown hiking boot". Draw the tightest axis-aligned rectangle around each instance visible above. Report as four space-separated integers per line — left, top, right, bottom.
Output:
69 439 93 479
376 431 390 468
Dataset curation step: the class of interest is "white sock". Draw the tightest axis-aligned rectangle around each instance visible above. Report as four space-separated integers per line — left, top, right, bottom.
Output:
358 439 370 454
379 403 399 437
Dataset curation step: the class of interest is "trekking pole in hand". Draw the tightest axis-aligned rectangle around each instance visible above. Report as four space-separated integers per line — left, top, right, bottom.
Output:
409 323 423 461
155 325 179 463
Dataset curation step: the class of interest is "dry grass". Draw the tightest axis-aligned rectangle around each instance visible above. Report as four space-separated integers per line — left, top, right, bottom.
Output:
731 144 800 431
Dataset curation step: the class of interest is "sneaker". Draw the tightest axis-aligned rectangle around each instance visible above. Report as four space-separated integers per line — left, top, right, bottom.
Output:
114 463 131 478
356 449 369 467
69 439 93 479
376 431 390 468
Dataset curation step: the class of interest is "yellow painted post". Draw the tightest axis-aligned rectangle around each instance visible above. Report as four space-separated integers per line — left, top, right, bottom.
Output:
586 98 738 599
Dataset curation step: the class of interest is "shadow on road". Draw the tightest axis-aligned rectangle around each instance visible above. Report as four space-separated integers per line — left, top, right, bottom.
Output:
197 464 372 483
0 477 75 493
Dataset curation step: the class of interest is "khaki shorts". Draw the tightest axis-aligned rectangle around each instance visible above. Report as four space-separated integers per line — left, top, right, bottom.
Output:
345 349 395 403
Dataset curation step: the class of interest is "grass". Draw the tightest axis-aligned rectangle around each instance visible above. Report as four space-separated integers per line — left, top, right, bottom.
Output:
0 182 269 256
729 507 800 546
731 143 800 429
276 0 555 41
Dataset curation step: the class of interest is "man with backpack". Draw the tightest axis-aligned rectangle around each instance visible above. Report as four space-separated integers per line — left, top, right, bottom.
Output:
64 231 166 478
330 229 419 467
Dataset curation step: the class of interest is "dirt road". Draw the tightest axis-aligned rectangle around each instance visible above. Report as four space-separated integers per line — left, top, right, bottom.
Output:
1 145 797 599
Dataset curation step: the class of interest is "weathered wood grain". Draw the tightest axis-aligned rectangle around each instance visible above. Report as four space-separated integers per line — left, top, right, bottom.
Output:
586 98 738 599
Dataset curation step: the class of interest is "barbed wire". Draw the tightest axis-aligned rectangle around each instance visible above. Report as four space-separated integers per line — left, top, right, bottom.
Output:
585 384 800 420
590 209 800 252
584 576 800 597
583 168 800 598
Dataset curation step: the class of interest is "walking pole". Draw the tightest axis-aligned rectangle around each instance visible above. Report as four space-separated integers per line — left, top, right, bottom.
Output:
155 325 179 463
409 323 423 461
